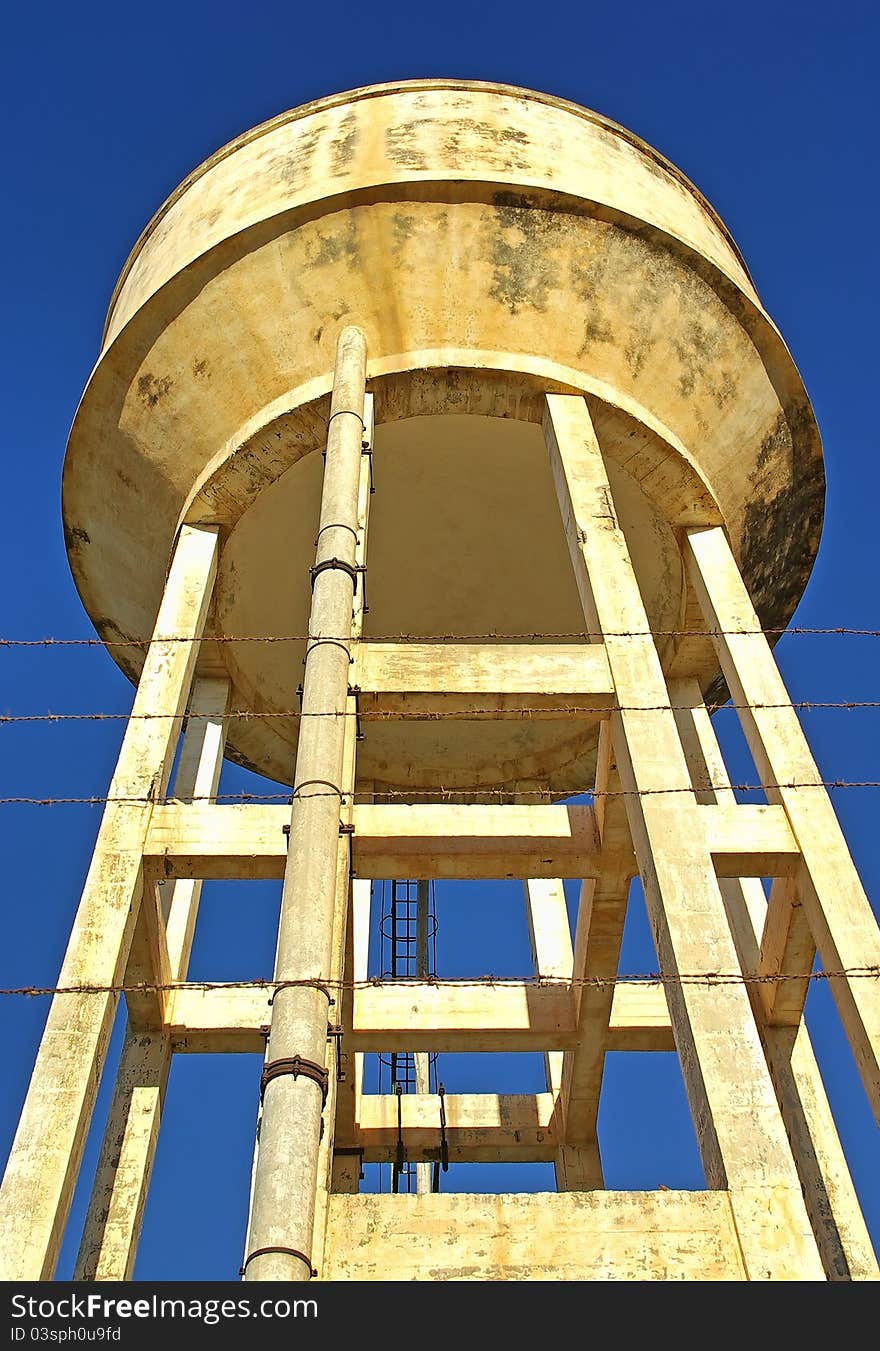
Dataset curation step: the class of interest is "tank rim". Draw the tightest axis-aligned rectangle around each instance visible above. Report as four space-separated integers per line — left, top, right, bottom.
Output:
102 77 753 340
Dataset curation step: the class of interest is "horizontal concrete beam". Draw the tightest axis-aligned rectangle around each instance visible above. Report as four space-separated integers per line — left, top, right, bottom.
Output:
144 801 797 882
167 981 674 1054
353 642 614 719
345 1091 558 1163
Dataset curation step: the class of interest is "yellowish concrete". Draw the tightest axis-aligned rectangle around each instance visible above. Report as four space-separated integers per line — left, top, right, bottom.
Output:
165 981 672 1057
0 526 218 1280
546 393 824 1280
670 677 879 1279
322 1192 747 1281
63 81 822 795
75 675 230 1280
686 524 880 1119
142 797 797 881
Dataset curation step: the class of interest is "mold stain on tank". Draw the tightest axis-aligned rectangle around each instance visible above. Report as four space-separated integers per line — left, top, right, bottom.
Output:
487 192 562 315
567 227 620 359
739 405 824 633
391 212 417 260
63 524 91 551
330 109 358 176
269 125 322 189
623 342 648 378
663 306 723 403
192 358 210 379
713 368 736 410
385 123 430 172
440 119 532 172
136 373 174 408
308 216 359 268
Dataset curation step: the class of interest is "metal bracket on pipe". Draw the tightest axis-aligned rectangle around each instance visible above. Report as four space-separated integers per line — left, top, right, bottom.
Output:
240 1246 317 1279
309 557 366 593
267 979 334 1008
302 636 354 664
260 1055 329 1105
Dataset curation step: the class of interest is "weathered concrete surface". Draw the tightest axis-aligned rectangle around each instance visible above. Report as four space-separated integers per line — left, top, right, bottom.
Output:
62 80 822 794
322 1191 748 1280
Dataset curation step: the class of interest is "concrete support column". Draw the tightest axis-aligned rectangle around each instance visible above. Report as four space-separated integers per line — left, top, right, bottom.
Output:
685 524 880 1121
545 392 825 1280
243 327 367 1283
74 675 230 1281
0 524 218 1280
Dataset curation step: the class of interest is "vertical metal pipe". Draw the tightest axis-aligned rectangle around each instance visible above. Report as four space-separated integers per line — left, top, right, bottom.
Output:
243 327 366 1283
416 880 430 980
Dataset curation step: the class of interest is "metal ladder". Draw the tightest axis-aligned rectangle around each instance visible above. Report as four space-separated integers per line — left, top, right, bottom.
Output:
379 879 438 1192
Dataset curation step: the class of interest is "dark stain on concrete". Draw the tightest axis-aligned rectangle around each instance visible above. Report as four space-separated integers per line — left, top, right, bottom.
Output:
385 123 430 171
713 368 736 409
568 229 618 358
308 215 359 268
739 405 824 634
487 192 562 314
330 109 358 176
440 118 531 172
272 126 322 189
670 316 723 400
136 373 174 408
391 211 417 259
63 524 91 551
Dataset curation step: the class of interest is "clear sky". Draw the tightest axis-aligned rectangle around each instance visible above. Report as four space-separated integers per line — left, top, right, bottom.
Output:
1 0 878 1280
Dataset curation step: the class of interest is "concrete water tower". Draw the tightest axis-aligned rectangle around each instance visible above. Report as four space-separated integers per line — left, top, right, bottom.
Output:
1 80 878 1282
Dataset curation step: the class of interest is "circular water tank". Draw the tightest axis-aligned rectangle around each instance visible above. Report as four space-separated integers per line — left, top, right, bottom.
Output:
63 80 823 795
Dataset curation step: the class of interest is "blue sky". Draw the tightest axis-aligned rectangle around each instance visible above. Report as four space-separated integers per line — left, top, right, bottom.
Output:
1 0 878 1279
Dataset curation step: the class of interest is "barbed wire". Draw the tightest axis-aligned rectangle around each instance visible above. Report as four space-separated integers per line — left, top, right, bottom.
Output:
1 967 878 1000
0 779 878 806
1 700 879 725
2 626 880 648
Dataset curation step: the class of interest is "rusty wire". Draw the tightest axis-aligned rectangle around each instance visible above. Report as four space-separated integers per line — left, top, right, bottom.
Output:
2 625 880 648
0 967 878 1000
1 699 880 725
1 778 879 806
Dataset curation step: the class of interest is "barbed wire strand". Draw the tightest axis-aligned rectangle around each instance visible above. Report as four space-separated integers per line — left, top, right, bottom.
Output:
2 625 880 648
2 700 880 725
1 968 878 999
0 779 879 806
